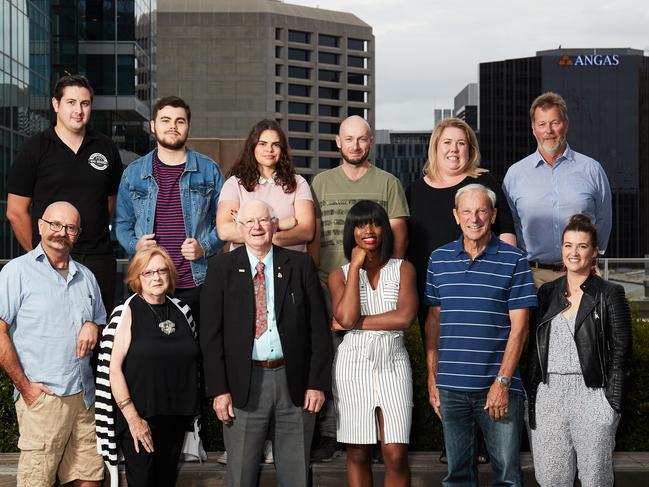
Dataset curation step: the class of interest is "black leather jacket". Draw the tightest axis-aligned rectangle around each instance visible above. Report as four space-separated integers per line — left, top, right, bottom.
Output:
525 274 632 429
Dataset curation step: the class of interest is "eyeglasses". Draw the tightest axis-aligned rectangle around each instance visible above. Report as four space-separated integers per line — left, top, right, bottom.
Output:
40 218 81 236
238 217 276 228
140 268 170 279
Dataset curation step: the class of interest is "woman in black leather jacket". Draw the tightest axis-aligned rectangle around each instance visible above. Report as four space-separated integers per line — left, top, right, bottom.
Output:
526 214 631 487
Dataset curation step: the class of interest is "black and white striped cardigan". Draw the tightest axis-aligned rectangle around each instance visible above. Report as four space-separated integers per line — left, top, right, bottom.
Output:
95 294 196 487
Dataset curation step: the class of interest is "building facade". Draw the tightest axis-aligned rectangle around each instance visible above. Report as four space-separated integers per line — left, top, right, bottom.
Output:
374 130 430 187
454 83 478 132
480 48 649 258
156 0 374 177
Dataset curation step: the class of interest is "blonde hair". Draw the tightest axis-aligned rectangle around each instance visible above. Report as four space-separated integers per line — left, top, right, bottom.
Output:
424 118 485 180
125 246 177 295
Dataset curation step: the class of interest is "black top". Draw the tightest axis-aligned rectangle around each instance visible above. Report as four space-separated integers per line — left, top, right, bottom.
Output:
405 172 515 295
116 295 200 434
7 127 123 254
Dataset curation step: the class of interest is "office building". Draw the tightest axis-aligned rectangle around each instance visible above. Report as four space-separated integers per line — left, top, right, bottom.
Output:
454 83 478 132
479 48 649 257
156 0 374 176
374 130 430 187
1 0 51 258
433 108 453 126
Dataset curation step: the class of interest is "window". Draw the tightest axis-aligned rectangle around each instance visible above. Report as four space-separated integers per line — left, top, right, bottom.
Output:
289 137 311 151
288 120 311 132
275 46 282 58
275 28 282 40
318 52 339 65
288 66 310 79
292 156 311 168
348 90 367 102
275 82 282 95
319 105 340 117
319 139 338 152
347 107 367 118
318 69 340 83
319 157 339 168
288 102 310 115
288 30 310 44
288 48 310 62
348 56 367 68
275 101 282 113
288 84 310 97
319 122 339 134
348 38 366 51
319 87 339 100
318 34 339 48
117 55 135 95
348 73 367 85
275 64 282 76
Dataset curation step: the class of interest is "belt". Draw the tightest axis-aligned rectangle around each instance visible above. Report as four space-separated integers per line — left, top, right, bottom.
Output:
529 261 564 272
253 358 285 368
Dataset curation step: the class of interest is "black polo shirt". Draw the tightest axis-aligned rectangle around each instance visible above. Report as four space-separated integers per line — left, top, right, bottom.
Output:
7 127 123 254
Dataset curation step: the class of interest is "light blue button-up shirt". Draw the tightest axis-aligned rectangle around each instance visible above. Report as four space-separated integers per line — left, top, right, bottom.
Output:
0 244 107 408
246 247 284 361
503 145 612 263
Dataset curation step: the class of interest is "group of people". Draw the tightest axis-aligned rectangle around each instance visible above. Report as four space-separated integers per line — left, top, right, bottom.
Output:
0 72 631 487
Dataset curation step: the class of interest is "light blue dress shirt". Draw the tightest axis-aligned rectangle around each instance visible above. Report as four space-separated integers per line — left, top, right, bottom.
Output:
503 145 612 263
0 244 107 408
246 247 284 361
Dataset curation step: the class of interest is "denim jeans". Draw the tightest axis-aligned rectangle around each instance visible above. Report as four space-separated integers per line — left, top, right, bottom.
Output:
438 388 524 487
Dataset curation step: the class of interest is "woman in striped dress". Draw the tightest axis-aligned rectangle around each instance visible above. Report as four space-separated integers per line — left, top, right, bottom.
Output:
328 200 418 487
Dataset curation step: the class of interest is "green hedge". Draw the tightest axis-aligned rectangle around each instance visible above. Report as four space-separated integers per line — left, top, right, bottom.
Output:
2 316 649 452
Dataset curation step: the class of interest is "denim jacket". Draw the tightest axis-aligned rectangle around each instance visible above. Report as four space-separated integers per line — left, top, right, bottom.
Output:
115 148 224 285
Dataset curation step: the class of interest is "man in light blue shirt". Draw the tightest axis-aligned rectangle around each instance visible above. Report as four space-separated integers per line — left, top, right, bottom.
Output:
503 91 612 286
0 201 106 487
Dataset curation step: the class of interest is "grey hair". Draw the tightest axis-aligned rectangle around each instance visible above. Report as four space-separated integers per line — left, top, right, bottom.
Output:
236 200 277 222
454 184 496 209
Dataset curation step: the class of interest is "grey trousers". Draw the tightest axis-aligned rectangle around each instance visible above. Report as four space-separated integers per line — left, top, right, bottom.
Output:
224 365 315 487
530 374 620 487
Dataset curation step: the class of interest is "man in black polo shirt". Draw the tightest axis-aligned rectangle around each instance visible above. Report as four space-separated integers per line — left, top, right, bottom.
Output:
6 74 123 313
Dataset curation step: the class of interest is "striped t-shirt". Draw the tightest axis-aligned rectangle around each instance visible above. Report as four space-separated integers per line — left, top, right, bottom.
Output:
152 151 194 289
424 234 537 394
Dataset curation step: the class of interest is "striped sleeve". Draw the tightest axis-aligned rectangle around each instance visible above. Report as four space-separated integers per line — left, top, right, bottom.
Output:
424 251 441 307
507 256 538 309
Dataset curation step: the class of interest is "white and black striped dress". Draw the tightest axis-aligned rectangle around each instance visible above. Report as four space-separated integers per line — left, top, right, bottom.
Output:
333 258 413 444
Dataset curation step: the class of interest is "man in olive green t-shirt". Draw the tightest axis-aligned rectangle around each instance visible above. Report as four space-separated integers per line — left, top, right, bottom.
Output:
309 116 409 283
307 115 409 461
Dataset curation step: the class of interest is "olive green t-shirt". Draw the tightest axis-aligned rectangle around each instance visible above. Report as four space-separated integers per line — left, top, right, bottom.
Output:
311 164 409 282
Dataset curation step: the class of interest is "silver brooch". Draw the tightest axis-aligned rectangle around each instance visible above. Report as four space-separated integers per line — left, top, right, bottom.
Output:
158 320 176 335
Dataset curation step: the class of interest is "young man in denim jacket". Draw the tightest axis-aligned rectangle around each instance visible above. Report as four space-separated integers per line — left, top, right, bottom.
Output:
115 96 224 320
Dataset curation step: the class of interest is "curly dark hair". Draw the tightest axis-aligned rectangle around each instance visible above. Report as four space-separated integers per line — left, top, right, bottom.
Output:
228 120 297 193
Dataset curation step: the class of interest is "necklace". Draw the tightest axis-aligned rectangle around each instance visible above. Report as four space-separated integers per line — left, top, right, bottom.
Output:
143 298 176 335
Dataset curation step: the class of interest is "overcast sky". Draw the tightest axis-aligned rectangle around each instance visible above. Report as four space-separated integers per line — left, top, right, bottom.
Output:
289 0 649 130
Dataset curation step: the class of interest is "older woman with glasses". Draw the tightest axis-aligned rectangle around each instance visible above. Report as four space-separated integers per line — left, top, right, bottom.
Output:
96 246 200 487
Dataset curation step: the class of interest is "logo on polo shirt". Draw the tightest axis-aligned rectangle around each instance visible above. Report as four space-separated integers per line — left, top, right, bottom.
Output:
88 153 109 171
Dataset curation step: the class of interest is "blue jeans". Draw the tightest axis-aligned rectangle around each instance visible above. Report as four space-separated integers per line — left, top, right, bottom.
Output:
439 388 524 487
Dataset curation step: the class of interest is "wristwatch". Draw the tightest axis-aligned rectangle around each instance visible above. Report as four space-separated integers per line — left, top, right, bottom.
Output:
495 375 511 388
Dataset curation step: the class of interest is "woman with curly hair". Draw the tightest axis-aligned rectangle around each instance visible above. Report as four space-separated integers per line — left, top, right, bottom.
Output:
216 119 315 252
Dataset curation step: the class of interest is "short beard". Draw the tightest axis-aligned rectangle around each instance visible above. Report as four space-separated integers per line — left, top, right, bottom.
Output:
539 136 566 155
340 148 370 166
156 133 187 151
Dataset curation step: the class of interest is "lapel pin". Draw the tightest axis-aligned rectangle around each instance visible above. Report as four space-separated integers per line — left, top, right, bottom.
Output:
277 272 283 278
238 268 245 273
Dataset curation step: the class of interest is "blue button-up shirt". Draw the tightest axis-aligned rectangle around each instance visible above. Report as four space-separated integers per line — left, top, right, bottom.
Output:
0 245 106 408
246 247 284 361
503 145 612 263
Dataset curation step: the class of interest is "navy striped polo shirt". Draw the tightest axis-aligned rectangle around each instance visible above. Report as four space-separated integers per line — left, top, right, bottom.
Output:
425 234 537 394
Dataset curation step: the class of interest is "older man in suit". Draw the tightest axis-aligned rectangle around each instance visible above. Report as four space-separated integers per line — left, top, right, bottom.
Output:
201 199 332 487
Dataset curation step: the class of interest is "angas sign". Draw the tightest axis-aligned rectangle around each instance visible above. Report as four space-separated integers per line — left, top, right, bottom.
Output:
559 53 620 67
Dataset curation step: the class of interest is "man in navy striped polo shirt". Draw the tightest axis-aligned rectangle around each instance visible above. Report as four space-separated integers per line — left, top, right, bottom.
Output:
424 183 537 486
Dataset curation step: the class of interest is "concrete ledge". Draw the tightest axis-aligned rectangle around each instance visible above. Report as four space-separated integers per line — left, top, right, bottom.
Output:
1 451 648 486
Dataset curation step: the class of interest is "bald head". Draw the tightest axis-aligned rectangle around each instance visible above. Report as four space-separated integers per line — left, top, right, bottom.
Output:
336 116 373 166
42 201 81 226
38 201 81 259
